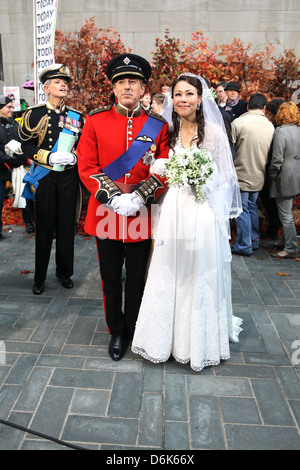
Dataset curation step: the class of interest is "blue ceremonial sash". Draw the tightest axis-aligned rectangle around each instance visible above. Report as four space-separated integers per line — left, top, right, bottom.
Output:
22 164 51 201
22 109 81 201
103 116 164 181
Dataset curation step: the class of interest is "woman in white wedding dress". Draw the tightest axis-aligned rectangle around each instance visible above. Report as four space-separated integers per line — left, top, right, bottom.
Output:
131 74 243 372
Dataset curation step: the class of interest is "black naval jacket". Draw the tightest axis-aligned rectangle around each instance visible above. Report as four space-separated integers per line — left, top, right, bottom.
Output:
226 99 248 122
19 101 84 167
0 117 27 182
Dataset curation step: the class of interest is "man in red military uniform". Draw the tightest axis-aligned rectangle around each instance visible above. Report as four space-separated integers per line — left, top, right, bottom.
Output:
77 54 169 361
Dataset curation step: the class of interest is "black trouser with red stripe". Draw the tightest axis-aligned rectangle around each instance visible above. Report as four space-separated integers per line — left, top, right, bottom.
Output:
34 167 78 285
96 237 152 339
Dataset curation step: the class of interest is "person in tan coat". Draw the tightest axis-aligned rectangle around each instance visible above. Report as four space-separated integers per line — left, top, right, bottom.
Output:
231 93 274 256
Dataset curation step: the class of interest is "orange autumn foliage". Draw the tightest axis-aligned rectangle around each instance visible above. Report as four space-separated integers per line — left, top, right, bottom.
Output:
150 31 299 103
149 30 219 88
53 22 300 112
54 18 130 115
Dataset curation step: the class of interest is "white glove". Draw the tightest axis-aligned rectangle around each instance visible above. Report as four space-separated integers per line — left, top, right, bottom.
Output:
49 152 76 166
111 193 140 217
109 195 121 211
130 192 144 210
5 139 23 157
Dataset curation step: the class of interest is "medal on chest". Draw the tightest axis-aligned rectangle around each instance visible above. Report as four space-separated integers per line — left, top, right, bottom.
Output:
143 144 157 166
58 115 81 134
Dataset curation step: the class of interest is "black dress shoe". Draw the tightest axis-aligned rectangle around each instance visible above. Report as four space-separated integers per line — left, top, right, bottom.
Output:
61 278 74 289
56 273 74 289
33 283 44 295
0 233 3 240
26 223 34 234
108 336 129 361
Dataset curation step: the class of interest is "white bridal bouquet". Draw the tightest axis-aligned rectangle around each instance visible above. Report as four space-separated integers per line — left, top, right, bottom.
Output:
165 147 214 202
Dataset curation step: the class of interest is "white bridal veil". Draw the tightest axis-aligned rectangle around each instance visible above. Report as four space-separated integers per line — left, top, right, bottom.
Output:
160 73 242 224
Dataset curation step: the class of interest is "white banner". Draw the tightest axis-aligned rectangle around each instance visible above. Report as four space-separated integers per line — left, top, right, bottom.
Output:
3 86 21 112
34 0 59 104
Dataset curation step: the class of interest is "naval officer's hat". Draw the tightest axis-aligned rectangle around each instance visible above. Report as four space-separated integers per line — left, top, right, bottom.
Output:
106 54 152 84
39 64 72 84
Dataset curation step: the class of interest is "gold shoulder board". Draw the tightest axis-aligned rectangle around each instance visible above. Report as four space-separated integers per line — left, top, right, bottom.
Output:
89 105 113 117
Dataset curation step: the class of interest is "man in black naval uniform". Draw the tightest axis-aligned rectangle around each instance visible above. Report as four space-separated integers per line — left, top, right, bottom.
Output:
19 64 84 295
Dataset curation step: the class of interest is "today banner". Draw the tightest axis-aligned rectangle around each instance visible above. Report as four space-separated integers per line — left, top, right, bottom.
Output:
34 0 59 104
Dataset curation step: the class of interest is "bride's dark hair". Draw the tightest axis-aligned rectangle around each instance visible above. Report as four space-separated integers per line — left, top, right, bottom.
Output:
169 75 205 150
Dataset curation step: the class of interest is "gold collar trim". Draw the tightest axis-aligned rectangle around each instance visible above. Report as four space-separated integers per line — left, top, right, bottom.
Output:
115 102 142 118
46 100 66 113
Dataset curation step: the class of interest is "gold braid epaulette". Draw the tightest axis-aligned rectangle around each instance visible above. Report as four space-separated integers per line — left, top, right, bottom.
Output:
145 109 167 123
19 109 49 147
89 105 113 117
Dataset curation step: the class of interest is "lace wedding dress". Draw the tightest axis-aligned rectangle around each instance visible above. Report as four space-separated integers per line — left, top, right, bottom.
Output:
131 122 243 372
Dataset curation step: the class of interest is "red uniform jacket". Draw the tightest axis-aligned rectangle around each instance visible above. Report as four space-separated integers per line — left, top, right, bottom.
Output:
77 103 170 242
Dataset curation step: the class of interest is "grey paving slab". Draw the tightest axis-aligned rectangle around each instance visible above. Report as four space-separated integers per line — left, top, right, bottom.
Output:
165 421 190 450
30 386 75 439
4 354 39 385
225 424 300 450
219 397 261 425
108 372 143 418
189 396 225 450
0 226 299 450
165 374 188 421
0 412 32 451
70 389 110 416
14 368 53 412
49 368 114 390
62 415 139 446
251 379 295 426
138 393 163 447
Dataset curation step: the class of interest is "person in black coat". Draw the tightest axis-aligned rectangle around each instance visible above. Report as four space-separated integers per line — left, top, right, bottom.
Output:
225 81 248 121
219 106 235 159
0 96 29 239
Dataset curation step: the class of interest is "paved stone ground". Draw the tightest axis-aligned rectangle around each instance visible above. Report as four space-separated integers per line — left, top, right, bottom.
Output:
0 225 300 451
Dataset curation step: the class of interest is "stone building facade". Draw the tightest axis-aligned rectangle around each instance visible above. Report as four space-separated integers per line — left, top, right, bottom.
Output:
0 0 299 105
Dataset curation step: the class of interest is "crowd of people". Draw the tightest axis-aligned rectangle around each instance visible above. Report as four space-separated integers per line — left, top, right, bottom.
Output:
0 54 299 372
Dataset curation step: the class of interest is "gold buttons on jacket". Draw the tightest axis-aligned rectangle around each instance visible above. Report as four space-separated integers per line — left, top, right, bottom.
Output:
127 118 134 146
